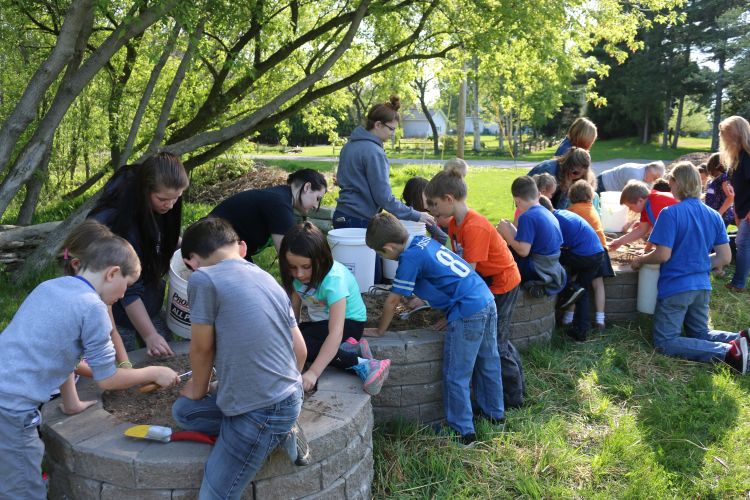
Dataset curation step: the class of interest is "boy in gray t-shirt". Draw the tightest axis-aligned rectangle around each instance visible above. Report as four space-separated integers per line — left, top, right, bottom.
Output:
172 218 306 498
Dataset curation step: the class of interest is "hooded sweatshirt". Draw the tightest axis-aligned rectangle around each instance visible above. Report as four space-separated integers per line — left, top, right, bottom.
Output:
335 126 420 221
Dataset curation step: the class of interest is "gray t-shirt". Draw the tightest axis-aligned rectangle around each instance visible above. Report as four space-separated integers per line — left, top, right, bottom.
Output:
187 259 301 415
0 277 115 411
600 163 648 191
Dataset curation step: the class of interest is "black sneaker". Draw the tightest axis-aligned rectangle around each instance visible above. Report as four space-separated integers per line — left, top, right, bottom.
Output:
475 411 506 426
558 285 585 309
565 327 587 342
461 432 477 446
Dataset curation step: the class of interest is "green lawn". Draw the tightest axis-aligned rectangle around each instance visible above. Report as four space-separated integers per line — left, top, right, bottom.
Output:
254 136 714 163
3 159 749 497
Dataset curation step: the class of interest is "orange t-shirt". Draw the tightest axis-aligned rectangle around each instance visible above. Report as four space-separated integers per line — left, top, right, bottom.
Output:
568 201 606 248
448 209 521 295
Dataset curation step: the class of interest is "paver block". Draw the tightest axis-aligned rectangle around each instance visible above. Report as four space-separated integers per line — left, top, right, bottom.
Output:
320 433 365 487
419 400 445 423
386 360 441 385
300 477 346 500
315 369 363 395
510 306 531 322
43 407 120 471
374 404 419 423
254 463 322 499
367 334 407 363
68 474 103 500
401 329 444 362
399 381 442 405
135 438 210 489
171 489 199 500
100 483 172 499
343 451 374 499
372 385 401 406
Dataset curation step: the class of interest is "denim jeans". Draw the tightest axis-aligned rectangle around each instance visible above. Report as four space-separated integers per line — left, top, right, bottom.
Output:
172 388 303 500
730 218 750 289
332 211 382 283
443 301 504 436
494 286 525 408
652 289 737 363
0 407 45 500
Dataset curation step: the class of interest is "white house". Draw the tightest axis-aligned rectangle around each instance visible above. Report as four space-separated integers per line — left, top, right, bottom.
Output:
401 107 449 138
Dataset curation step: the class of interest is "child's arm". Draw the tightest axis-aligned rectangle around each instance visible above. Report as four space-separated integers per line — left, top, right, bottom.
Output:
609 221 651 251
631 244 671 270
364 292 401 337
124 299 174 357
108 306 130 367
180 323 215 400
291 325 307 373
97 365 178 391
302 299 346 391
59 373 97 415
719 181 734 216
291 292 302 323
710 243 732 272
497 220 532 257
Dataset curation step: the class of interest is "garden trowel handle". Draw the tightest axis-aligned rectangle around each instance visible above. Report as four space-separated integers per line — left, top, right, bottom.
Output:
138 382 160 393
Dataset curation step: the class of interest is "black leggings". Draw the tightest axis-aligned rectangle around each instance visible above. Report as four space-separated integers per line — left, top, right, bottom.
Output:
299 319 365 370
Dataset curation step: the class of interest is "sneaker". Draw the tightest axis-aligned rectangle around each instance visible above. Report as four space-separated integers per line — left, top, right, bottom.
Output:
281 423 311 466
527 284 545 299
558 285 585 309
564 327 587 342
739 329 749 343
475 410 506 426
726 337 749 374
595 322 606 331
340 337 373 359
431 423 477 446
351 359 390 396
725 283 745 293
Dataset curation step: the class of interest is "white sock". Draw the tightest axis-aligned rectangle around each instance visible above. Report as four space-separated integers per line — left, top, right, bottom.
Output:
562 311 574 325
596 312 605 324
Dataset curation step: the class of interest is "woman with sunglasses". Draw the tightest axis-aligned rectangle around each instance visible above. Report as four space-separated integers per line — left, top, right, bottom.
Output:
527 147 597 209
209 168 328 261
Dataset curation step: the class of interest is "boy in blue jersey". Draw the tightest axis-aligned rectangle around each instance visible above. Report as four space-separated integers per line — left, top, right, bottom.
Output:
632 162 749 372
497 176 566 298
364 213 504 444
541 198 606 341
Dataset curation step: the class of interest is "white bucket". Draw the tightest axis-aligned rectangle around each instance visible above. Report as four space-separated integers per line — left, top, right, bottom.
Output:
637 263 660 314
382 220 427 280
600 203 629 232
327 228 376 293
167 249 192 339
600 191 621 205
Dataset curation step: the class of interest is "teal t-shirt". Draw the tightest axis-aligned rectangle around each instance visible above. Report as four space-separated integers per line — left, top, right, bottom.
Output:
294 261 367 322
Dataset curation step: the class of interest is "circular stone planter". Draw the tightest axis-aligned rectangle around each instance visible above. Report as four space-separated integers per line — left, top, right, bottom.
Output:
41 342 373 500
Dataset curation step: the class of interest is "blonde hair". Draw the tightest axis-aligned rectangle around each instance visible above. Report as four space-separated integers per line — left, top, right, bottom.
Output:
620 180 650 204
425 161 468 200
442 158 468 177
61 220 141 278
566 117 598 150
670 161 702 200
568 179 594 204
366 213 408 252
719 116 750 170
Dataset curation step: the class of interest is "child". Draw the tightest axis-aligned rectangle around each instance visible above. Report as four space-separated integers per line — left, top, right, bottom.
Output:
632 162 748 371
0 222 179 499
172 217 307 497
609 180 678 251
567 180 614 330
697 164 709 192
704 152 735 227
402 176 449 245
425 164 525 408
496 176 566 298
542 201 606 341
719 116 750 292
58 221 134 414
652 177 671 192
279 221 390 395
512 173 557 224
364 213 503 444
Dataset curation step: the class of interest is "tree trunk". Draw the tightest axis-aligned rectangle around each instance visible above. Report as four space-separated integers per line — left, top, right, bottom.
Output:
661 92 672 149
642 107 650 144
471 56 481 153
413 78 439 155
16 144 52 226
0 0 94 175
108 37 142 169
711 51 726 152
456 63 467 159
671 94 685 149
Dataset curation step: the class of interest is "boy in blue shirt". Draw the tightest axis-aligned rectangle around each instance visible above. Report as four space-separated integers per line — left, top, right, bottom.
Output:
364 213 503 444
632 162 748 372
497 176 566 298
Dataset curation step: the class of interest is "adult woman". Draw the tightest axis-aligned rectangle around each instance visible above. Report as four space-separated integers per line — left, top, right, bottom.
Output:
333 95 435 229
88 152 189 356
704 153 734 227
721 116 750 292
210 168 328 259
527 147 596 209
554 117 598 156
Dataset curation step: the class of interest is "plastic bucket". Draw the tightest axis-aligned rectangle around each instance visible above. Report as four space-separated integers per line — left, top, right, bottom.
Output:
327 228 376 293
600 203 629 232
167 249 192 339
600 191 621 205
637 263 660 314
382 220 427 280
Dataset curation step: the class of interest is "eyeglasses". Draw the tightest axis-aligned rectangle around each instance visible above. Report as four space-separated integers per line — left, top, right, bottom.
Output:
381 122 396 132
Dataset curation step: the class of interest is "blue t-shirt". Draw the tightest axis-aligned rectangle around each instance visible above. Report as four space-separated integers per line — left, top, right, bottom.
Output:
515 205 563 256
553 210 604 257
648 198 729 299
391 236 493 322
294 261 367 322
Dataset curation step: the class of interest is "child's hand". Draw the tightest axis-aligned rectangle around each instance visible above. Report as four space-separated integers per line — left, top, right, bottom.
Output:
363 327 384 337
60 399 97 415
608 240 622 252
630 257 643 271
418 211 436 225
145 334 174 357
302 370 318 392
152 366 179 389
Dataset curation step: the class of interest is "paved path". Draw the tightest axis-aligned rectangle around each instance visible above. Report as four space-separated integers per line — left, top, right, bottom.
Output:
252 155 658 175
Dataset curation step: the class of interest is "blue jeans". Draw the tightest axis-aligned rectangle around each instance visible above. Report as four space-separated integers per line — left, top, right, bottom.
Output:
652 289 737 363
332 211 382 283
172 388 303 500
730 218 750 289
443 301 504 436
494 286 525 408
0 407 45 500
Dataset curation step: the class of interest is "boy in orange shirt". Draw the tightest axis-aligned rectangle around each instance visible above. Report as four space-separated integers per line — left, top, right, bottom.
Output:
568 180 614 329
425 163 525 408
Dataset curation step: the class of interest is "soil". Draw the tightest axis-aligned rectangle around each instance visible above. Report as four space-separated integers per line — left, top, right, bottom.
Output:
102 355 192 428
608 239 648 267
187 163 292 205
668 152 711 169
362 293 444 330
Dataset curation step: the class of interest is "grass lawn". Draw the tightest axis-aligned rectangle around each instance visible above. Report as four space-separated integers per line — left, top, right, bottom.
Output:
254 136 713 163
2 160 749 497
